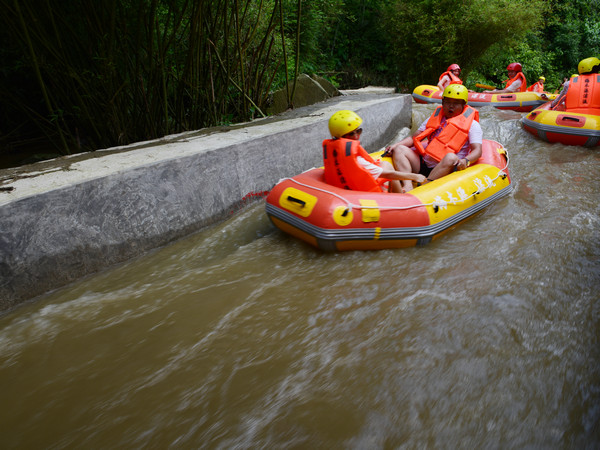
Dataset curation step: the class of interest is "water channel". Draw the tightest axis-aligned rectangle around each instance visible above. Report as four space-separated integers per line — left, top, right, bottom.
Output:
1 103 599 448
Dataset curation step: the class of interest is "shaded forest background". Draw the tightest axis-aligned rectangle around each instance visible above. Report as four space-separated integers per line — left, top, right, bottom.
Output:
1 0 599 168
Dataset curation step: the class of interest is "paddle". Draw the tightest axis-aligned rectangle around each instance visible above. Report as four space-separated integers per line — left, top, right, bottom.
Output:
475 83 497 90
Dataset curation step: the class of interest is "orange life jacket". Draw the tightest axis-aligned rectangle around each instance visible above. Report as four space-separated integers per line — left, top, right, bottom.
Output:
526 81 544 93
565 74 600 111
438 70 463 86
413 105 479 162
322 138 386 192
503 72 527 92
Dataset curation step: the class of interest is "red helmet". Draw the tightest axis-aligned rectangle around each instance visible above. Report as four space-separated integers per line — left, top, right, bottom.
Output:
448 64 461 72
506 62 522 72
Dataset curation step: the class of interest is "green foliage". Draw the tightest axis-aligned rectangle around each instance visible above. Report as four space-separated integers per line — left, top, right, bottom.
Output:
469 0 600 92
382 0 548 89
1 0 599 166
0 0 287 156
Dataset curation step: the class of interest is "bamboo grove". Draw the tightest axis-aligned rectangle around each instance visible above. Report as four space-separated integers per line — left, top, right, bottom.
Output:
1 0 301 156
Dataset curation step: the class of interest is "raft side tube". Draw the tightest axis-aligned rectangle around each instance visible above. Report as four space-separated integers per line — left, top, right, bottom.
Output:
522 104 600 146
266 183 512 250
413 85 551 112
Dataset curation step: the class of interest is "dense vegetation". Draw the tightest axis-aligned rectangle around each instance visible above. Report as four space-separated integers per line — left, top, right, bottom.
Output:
1 0 599 167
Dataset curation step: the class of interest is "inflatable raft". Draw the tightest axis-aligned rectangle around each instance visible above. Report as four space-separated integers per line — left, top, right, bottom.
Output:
413 85 555 112
265 139 512 251
522 102 600 147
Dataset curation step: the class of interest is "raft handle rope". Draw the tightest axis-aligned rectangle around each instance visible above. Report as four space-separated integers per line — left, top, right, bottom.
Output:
282 149 510 215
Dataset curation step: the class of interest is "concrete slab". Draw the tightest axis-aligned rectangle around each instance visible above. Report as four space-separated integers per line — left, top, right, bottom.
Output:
0 92 412 311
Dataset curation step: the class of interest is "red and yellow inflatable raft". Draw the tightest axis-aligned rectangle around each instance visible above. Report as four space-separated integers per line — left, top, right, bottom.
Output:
522 102 600 147
266 139 512 251
413 85 555 113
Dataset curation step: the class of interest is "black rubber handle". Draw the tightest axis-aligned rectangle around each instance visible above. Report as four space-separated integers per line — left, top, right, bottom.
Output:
287 196 306 207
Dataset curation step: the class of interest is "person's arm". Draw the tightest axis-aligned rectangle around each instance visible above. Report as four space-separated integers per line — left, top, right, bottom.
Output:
386 135 414 151
551 82 569 108
383 118 429 156
437 75 449 91
455 142 482 171
484 78 522 94
380 167 427 183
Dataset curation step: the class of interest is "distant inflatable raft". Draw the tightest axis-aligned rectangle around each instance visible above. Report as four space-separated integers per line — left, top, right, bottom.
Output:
413 85 556 113
522 102 600 147
265 139 512 251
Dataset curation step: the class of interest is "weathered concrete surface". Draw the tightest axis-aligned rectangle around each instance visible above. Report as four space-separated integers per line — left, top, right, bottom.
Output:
0 91 411 311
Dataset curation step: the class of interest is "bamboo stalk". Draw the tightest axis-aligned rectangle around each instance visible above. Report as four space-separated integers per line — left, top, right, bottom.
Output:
278 0 291 109
234 0 248 115
14 0 70 154
208 38 266 118
2 0 291 157
290 0 302 104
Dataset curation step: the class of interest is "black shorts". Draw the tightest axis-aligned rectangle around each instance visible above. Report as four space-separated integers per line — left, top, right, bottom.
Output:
418 158 433 177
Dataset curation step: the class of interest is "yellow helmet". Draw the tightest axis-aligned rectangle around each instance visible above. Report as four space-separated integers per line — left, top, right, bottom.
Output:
578 57 600 74
539 76 546 81
571 74 579 78
442 84 468 103
328 110 362 138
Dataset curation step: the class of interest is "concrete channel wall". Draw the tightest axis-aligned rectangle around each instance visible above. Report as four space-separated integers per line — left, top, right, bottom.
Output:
0 92 412 312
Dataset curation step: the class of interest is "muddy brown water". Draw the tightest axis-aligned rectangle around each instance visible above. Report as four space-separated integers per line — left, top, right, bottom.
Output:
1 104 599 448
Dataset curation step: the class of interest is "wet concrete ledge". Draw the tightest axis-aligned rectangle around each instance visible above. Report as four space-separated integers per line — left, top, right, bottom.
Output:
0 92 412 311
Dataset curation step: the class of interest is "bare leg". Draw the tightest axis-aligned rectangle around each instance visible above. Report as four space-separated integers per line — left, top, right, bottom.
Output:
392 145 421 191
379 161 404 193
389 180 404 193
428 153 459 180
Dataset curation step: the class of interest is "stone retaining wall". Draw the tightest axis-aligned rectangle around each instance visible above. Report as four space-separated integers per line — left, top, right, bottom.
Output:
0 93 412 312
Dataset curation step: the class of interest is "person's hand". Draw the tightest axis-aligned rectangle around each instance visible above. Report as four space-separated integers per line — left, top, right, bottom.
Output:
456 158 469 170
382 146 393 157
413 174 427 184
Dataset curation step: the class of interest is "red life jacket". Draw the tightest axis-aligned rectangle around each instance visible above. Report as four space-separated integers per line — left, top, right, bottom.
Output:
565 74 600 111
526 81 544 93
322 138 385 192
503 72 527 92
438 70 463 86
413 105 479 162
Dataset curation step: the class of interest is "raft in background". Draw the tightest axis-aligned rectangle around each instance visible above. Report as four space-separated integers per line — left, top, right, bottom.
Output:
413 85 556 113
521 102 600 147
266 139 512 251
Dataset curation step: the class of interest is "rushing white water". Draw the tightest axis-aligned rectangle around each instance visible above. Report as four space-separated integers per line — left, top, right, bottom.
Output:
0 103 598 448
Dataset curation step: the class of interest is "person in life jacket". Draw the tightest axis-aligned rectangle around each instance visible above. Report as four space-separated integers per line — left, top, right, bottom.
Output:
483 62 527 93
551 57 600 110
437 64 463 91
323 110 426 193
527 76 545 93
381 84 483 192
